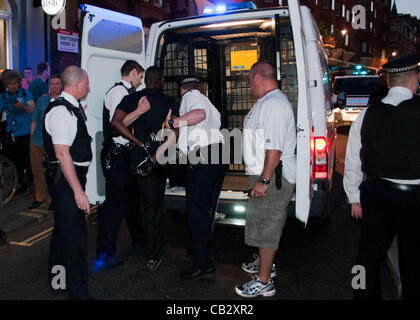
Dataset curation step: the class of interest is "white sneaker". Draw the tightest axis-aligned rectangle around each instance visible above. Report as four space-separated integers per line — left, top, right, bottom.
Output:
235 274 276 298
241 254 277 278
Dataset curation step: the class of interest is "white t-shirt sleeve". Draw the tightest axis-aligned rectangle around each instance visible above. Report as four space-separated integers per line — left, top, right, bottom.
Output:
184 93 206 113
105 86 127 120
261 101 291 152
45 106 77 146
343 109 366 204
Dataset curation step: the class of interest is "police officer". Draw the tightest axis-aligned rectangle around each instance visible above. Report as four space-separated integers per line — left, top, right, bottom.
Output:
44 66 92 300
94 60 145 272
165 75 226 280
112 66 180 272
347 54 420 300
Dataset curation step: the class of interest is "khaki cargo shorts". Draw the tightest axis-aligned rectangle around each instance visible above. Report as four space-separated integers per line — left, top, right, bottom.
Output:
245 175 295 251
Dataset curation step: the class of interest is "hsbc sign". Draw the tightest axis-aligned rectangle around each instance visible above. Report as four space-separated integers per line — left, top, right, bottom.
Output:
42 0 66 16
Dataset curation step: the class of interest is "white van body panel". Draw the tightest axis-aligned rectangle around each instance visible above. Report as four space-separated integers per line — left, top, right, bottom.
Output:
80 4 146 203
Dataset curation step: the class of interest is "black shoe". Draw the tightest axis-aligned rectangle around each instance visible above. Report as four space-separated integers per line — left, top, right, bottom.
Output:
180 264 215 280
28 201 46 210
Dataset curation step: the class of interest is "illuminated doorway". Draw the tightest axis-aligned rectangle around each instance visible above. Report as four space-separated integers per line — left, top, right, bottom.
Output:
0 0 12 71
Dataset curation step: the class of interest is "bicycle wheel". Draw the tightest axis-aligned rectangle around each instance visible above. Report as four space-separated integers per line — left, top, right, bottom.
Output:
0 155 19 205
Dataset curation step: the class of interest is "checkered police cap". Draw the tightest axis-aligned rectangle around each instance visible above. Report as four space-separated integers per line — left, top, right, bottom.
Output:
179 76 200 85
382 54 420 74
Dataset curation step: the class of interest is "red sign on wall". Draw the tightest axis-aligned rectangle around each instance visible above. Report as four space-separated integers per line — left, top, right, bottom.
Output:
57 29 79 53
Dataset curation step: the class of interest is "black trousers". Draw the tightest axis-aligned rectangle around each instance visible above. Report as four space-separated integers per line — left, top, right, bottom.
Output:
5 134 33 190
48 166 90 300
96 149 143 257
355 180 420 300
185 161 226 269
135 171 166 261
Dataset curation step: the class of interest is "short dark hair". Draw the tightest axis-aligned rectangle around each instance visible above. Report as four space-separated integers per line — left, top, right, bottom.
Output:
120 60 144 77
24 67 32 71
37 62 49 75
50 74 62 83
145 66 163 87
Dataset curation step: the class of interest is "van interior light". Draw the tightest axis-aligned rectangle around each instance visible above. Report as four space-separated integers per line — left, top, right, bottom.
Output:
234 205 246 213
201 20 265 29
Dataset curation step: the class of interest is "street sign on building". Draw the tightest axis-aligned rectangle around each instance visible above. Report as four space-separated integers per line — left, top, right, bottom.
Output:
57 29 78 53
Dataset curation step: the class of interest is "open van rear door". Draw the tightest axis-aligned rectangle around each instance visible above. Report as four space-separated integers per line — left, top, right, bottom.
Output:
79 4 146 204
288 0 313 225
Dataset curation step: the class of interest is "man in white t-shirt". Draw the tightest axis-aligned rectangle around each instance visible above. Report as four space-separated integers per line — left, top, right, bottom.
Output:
43 66 92 300
165 76 226 280
235 61 296 298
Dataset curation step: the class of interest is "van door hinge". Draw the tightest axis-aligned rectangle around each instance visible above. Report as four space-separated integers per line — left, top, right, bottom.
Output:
309 80 317 88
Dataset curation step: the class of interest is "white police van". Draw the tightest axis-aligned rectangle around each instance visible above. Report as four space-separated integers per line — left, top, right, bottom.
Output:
80 0 336 226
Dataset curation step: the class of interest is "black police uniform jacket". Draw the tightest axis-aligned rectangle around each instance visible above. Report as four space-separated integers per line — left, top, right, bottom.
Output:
360 95 420 179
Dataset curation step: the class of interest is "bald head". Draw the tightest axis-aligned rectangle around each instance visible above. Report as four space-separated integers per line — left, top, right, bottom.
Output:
249 61 278 98
61 66 90 100
250 61 277 81
387 70 419 93
61 66 86 88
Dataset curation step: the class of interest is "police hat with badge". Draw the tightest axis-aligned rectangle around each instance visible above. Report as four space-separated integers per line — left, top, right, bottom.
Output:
382 53 420 74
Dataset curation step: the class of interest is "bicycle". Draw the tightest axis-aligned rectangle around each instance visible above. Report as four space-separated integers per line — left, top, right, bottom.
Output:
0 141 19 206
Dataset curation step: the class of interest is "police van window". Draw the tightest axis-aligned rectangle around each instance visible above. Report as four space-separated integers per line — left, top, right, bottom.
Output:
87 19 143 54
155 16 297 173
334 77 379 95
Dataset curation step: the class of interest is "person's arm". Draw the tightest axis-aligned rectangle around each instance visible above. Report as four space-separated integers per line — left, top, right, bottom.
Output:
250 150 282 198
343 109 366 219
166 109 205 128
13 98 34 115
54 144 90 215
122 96 151 127
30 121 37 137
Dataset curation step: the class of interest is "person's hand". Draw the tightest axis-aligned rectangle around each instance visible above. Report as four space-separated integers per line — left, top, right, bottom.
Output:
351 202 362 219
13 102 25 110
74 190 90 215
250 181 268 198
137 96 150 115
165 109 173 128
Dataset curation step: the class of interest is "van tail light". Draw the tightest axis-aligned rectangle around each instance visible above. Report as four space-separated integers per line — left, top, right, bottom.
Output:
311 137 328 179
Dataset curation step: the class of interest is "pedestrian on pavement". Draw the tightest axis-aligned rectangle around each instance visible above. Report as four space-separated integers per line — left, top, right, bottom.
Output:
21 67 35 90
235 61 296 298
0 70 35 196
344 53 420 300
93 60 146 273
44 66 93 300
29 62 50 104
29 74 63 210
112 66 180 272
164 74 226 280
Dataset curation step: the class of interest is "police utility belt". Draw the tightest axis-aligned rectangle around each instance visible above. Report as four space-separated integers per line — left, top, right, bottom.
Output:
366 175 420 201
103 140 134 170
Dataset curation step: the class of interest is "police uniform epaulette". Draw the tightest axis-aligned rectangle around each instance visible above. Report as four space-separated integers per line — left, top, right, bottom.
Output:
382 53 420 73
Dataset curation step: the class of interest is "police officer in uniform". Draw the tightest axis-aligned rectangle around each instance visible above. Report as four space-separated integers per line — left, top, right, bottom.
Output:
44 66 92 300
165 75 226 280
112 66 180 272
94 60 145 272
355 54 420 300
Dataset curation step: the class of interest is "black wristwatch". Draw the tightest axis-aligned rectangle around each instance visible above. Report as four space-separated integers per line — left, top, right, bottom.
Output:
168 119 175 129
258 177 270 185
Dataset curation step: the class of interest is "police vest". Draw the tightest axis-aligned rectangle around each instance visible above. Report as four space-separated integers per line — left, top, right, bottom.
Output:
102 82 135 144
360 95 420 179
43 97 93 163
